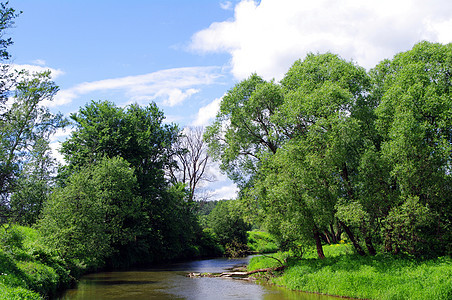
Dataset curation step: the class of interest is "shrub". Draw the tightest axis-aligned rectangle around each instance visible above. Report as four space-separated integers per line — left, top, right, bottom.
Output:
207 200 250 256
17 261 58 296
247 231 278 253
0 284 41 300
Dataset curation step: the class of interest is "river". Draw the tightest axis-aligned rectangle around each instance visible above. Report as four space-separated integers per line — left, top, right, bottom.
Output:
57 256 338 300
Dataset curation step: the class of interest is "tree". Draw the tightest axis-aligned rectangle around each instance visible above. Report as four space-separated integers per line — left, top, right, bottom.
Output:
167 126 214 202
9 137 57 225
37 156 141 267
371 41 452 255
278 53 379 256
0 1 20 106
60 101 178 198
204 74 285 187
237 54 371 258
207 44 451 258
0 71 67 223
59 100 210 264
207 200 250 256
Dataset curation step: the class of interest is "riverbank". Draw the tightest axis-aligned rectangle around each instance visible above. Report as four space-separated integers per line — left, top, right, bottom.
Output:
0 224 224 299
0 225 75 300
247 244 452 300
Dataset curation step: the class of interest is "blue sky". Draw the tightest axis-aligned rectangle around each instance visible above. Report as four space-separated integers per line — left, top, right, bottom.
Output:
9 0 452 200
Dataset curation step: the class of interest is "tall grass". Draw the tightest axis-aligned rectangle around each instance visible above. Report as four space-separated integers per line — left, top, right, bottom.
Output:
248 244 452 300
0 225 73 299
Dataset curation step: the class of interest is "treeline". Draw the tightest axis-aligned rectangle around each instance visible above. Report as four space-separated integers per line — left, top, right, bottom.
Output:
2 96 222 268
205 41 452 258
0 0 220 278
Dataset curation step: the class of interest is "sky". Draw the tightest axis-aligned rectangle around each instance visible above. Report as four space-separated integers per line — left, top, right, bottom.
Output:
8 0 452 200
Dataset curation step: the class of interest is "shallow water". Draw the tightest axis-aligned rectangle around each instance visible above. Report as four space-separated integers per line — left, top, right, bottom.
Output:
58 256 337 300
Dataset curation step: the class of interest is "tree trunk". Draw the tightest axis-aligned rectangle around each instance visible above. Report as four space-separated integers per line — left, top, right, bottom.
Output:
313 228 325 259
322 231 331 244
338 219 366 256
364 235 377 256
361 221 377 256
329 223 339 244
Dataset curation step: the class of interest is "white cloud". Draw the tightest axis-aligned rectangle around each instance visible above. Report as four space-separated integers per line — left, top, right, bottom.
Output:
51 127 73 140
220 1 233 10
208 161 229 182
211 183 239 200
49 141 66 165
190 0 452 80
51 66 222 107
31 59 46 66
11 63 65 79
163 114 185 124
48 128 74 165
191 96 222 126
160 88 200 107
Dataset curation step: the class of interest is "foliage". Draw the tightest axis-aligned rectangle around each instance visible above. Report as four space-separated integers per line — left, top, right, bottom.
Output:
371 41 452 256
60 100 177 199
241 53 372 258
382 196 434 256
207 200 249 245
37 156 141 268
247 231 278 253
0 225 73 299
204 74 284 186
205 200 250 256
195 199 218 216
209 42 452 258
57 100 211 266
0 71 67 224
249 245 451 300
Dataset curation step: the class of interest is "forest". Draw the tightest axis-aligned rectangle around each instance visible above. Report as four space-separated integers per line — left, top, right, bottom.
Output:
0 1 451 299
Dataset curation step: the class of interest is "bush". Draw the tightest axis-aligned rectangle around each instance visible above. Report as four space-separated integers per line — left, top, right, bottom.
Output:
207 200 250 252
0 225 75 298
17 261 58 296
0 284 41 300
247 231 278 253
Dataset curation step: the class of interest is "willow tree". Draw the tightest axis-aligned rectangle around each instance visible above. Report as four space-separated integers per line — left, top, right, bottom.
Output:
0 71 66 223
206 53 373 258
259 53 372 257
372 41 452 255
204 74 285 187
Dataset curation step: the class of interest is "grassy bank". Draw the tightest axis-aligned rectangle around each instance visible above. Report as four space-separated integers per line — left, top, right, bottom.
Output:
0 225 75 300
248 244 452 300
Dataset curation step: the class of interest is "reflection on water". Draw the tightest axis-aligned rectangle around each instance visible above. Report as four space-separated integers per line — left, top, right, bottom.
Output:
58 256 338 300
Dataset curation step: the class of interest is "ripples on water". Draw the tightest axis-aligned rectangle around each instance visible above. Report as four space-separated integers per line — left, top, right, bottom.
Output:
58 256 338 300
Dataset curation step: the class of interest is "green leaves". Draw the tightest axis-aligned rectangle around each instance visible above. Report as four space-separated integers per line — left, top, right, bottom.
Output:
61 100 178 198
37 157 140 267
0 71 67 223
204 74 284 186
209 43 452 257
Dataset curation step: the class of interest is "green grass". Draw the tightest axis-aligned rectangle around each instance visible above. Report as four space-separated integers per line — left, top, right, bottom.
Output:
0 225 73 299
248 252 289 271
247 231 279 253
248 244 452 300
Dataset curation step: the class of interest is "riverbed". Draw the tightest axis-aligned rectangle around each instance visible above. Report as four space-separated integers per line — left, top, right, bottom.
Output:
57 256 338 299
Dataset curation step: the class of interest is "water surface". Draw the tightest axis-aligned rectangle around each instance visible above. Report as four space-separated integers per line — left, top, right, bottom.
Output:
58 256 338 300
